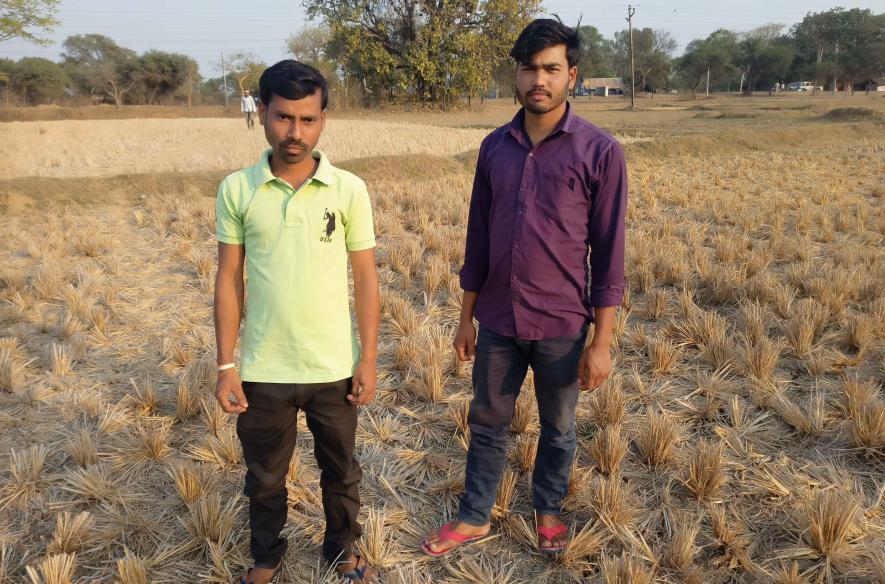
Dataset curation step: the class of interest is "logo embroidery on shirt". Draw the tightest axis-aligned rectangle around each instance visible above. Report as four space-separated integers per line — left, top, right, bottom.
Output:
321 208 336 242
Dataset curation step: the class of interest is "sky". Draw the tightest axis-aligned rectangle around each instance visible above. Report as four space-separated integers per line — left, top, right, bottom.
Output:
1 0 883 77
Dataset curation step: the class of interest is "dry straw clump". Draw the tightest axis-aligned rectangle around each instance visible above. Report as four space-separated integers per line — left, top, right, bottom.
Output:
635 410 681 467
686 439 726 500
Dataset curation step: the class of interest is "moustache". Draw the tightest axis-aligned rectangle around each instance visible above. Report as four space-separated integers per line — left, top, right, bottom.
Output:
280 140 308 149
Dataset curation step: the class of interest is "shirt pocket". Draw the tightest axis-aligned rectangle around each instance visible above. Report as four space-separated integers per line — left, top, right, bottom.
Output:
535 172 587 224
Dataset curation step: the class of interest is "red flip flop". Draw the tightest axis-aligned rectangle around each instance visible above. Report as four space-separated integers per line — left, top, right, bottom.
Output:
536 522 569 553
420 521 490 557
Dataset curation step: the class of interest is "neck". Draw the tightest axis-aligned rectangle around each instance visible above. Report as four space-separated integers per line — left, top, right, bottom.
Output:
270 152 318 187
523 101 568 145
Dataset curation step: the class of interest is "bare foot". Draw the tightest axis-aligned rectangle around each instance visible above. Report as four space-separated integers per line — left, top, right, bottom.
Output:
335 555 378 582
536 514 569 550
422 521 490 554
242 561 281 584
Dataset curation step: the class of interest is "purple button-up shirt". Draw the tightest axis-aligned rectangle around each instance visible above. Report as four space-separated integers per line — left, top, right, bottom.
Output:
459 103 627 340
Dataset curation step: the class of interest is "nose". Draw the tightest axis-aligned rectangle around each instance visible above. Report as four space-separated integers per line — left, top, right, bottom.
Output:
287 119 302 141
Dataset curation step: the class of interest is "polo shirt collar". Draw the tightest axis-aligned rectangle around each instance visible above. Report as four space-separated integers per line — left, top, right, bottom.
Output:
508 100 576 146
252 148 337 188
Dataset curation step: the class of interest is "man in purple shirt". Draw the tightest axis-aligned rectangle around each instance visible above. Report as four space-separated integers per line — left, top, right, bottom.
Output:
422 18 627 555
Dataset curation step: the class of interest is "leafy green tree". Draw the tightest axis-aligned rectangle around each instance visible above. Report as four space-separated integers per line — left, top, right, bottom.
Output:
676 29 738 97
791 8 884 90
304 0 540 105
61 34 138 105
15 56 67 104
134 50 195 104
576 25 612 79
736 24 785 93
611 27 676 93
0 0 60 45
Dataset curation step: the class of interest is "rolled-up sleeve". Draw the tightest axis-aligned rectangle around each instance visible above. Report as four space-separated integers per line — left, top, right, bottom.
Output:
589 141 627 307
459 140 492 292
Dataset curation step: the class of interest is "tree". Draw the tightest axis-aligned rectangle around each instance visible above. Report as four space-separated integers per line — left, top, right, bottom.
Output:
15 56 67 104
576 25 613 80
676 29 738 97
61 34 138 105
0 57 17 106
304 0 540 105
0 0 60 45
611 27 676 93
222 52 265 95
287 25 330 63
791 8 885 91
737 24 787 94
134 50 194 104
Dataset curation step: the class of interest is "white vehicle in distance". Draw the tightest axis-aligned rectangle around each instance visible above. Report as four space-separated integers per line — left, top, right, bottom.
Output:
788 81 815 92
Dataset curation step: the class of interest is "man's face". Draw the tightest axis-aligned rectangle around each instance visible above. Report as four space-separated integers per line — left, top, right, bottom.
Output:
515 44 576 115
259 91 325 165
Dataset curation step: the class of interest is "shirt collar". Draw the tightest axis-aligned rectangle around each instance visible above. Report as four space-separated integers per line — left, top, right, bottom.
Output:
252 148 337 188
507 101 576 146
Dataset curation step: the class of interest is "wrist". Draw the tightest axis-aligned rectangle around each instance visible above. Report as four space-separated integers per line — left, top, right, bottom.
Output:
589 336 613 350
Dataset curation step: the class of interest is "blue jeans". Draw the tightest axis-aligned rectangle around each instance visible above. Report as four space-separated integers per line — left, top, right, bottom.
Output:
457 325 587 526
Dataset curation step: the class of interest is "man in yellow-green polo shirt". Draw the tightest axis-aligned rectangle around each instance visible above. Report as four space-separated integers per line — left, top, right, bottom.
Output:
213 60 380 584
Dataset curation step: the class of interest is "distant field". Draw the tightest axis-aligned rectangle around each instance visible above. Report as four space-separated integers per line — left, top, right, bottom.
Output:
0 95 883 583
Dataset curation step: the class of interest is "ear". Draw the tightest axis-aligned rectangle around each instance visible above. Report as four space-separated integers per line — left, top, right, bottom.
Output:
568 66 578 90
320 109 327 133
258 101 267 124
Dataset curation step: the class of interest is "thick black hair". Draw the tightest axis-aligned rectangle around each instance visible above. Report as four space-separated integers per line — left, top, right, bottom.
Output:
259 60 328 109
510 17 581 69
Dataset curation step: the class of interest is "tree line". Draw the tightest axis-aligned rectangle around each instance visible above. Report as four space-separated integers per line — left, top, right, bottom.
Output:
0 3 881 107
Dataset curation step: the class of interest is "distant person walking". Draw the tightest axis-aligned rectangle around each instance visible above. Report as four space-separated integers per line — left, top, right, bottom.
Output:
241 89 257 130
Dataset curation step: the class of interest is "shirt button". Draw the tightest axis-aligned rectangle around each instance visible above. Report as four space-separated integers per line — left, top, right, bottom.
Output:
528 153 534 157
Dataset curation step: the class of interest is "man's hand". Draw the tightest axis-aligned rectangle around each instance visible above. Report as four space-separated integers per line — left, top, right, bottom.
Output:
348 359 377 406
215 369 248 414
454 320 477 361
578 344 612 392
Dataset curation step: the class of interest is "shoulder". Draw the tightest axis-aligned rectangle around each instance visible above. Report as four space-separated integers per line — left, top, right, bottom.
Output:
477 122 515 163
217 164 259 202
571 116 623 156
329 165 369 197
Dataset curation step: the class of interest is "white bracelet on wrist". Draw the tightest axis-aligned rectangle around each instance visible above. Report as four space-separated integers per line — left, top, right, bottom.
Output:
217 362 236 372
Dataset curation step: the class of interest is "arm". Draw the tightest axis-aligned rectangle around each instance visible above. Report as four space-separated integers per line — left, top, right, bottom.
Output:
579 142 627 391
214 242 248 413
348 248 380 405
454 141 492 361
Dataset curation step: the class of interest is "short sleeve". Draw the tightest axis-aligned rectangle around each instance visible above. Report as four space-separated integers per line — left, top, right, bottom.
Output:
215 179 245 244
345 181 375 252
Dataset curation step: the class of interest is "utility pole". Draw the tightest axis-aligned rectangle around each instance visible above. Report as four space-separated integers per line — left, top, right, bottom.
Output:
705 67 710 98
221 51 229 109
627 4 636 110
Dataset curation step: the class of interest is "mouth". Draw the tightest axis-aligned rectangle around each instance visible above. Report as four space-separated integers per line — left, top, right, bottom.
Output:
528 91 549 100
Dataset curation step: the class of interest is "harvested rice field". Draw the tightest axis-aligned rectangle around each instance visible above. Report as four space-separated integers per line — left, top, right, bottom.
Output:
0 94 883 583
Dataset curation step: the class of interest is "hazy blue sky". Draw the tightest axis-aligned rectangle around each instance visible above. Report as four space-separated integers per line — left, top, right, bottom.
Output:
1 0 882 77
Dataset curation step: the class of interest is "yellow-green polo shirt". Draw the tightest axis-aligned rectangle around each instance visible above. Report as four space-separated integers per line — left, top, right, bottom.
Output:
215 149 375 383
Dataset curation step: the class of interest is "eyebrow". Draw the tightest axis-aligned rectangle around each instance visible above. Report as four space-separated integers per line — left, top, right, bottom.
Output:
521 62 563 69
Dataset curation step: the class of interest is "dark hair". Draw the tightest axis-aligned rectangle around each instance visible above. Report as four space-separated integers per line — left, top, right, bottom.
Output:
510 17 581 68
259 60 328 109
